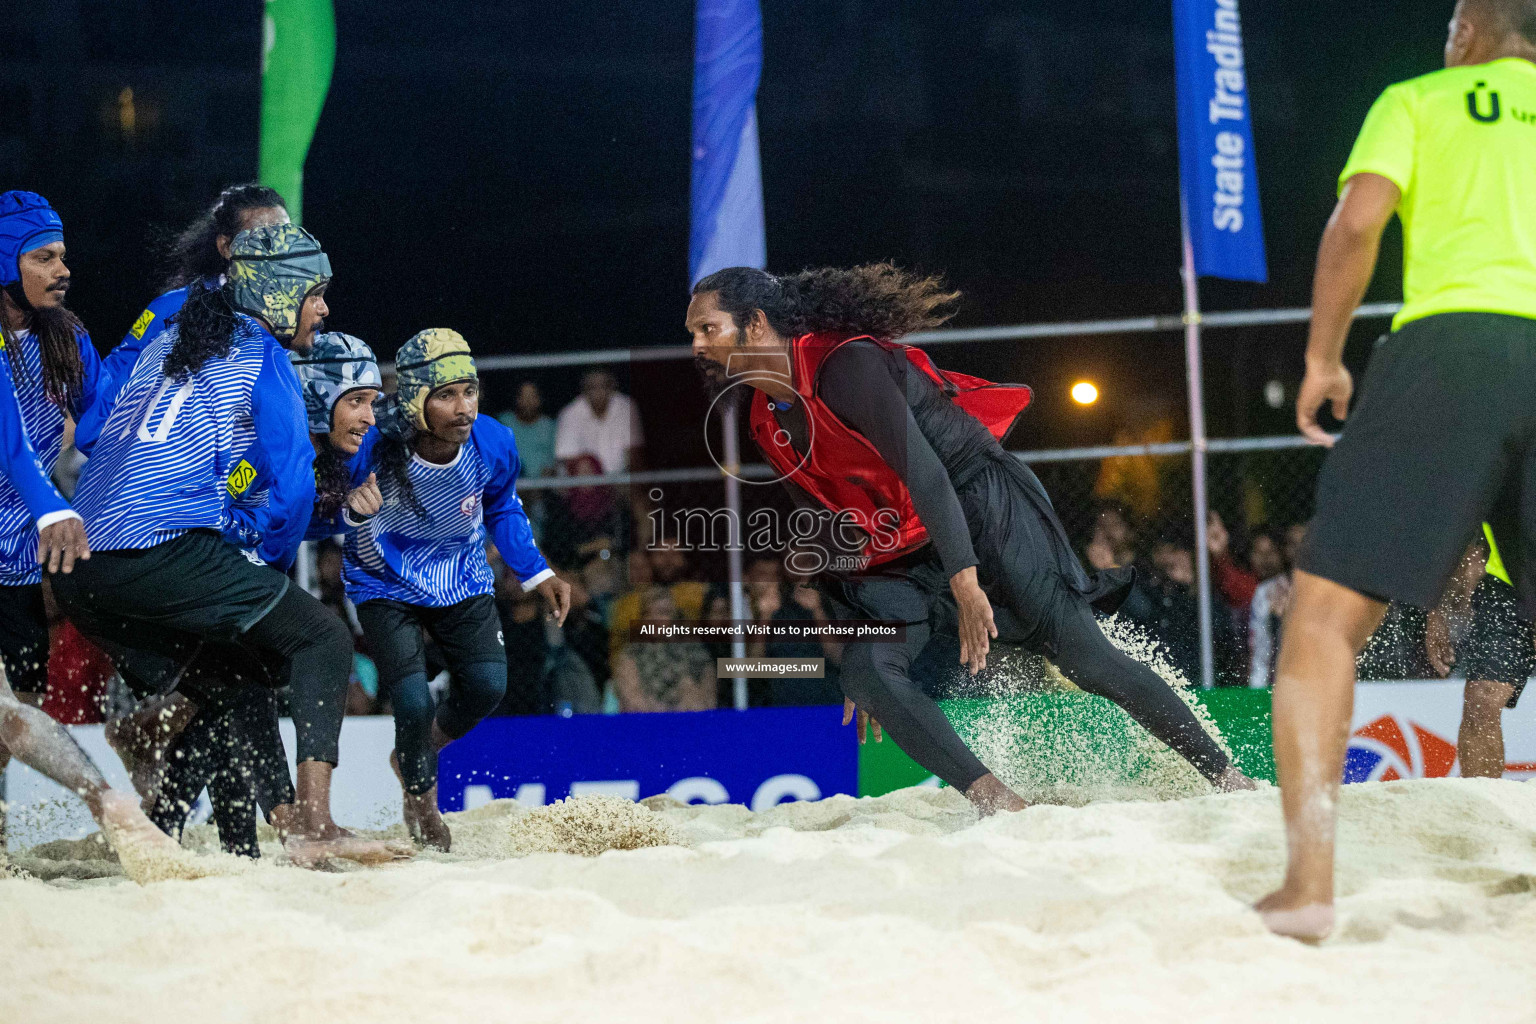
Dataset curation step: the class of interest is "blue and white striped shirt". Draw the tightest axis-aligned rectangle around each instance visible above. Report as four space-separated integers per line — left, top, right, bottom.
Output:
0 329 102 585
73 283 198 456
73 315 314 562
341 416 551 607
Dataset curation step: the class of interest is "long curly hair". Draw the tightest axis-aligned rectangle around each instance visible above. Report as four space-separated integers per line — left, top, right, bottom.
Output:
161 183 287 292
312 442 356 521
692 263 960 341
371 431 428 520
0 300 86 410
162 278 237 378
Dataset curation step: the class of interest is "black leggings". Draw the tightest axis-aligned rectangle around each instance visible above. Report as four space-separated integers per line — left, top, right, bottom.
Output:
839 574 1230 791
834 458 1232 792
356 596 507 795
151 689 294 857
51 532 353 765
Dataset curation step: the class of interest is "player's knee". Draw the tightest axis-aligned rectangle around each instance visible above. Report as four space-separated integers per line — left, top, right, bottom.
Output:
389 674 436 733
311 609 353 661
446 662 507 730
1286 571 1386 653
1462 679 1514 726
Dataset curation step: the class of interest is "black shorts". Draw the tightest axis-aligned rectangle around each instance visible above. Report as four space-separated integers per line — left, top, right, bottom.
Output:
1457 574 1534 707
1300 313 1536 610
0 583 48 694
50 530 290 698
355 594 505 689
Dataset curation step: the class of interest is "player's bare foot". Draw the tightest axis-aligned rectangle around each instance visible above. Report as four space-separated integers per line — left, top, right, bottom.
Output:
1255 886 1335 943
403 787 452 851
97 788 197 883
965 773 1027 816
271 802 414 868
1213 766 1259 792
282 832 414 868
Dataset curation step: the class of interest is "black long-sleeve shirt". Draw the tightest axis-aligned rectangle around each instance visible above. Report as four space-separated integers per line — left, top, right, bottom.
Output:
772 340 1002 579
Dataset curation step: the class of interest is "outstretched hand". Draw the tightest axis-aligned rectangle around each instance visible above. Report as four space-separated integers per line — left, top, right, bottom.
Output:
951 567 997 676
842 698 882 744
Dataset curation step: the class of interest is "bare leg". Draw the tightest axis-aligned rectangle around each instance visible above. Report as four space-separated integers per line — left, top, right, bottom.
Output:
1256 571 1385 942
0 675 185 880
275 759 412 867
1459 679 1515 779
965 773 1027 816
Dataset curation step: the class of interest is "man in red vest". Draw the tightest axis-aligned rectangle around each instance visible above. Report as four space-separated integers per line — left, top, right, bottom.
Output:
687 264 1254 814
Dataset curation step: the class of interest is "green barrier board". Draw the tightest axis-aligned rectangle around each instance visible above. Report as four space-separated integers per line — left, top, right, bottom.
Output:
857 688 1274 796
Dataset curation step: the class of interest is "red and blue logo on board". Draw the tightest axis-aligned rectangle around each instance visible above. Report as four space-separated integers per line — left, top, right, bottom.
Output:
1343 715 1458 783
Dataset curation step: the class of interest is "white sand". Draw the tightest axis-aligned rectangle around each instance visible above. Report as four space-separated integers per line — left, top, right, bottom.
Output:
3 779 1536 1024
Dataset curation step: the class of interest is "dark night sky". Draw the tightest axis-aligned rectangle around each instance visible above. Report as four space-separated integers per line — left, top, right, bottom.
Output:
3 0 1452 457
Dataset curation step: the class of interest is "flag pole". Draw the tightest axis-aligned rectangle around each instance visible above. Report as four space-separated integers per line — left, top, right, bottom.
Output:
722 405 749 709
1181 198 1216 690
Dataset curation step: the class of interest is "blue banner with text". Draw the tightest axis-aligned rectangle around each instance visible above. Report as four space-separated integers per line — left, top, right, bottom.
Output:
1172 0 1268 282
437 706 858 813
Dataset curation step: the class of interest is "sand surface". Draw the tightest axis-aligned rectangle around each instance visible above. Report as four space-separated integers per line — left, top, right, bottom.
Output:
3 779 1536 1024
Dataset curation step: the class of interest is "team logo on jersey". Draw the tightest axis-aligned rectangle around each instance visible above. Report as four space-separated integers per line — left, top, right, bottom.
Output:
460 494 479 516
227 459 258 497
129 308 156 340
1343 714 1457 783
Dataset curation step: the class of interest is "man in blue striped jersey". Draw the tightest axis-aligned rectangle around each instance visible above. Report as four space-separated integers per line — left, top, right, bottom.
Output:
0 190 186 876
54 224 406 866
342 328 568 850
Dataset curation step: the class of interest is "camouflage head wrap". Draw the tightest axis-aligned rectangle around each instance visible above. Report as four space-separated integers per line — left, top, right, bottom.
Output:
393 328 477 432
223 224 331 340
291 332 382 434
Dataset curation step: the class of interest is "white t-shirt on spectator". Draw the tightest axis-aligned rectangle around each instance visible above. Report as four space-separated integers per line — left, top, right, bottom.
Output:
554 392 643 475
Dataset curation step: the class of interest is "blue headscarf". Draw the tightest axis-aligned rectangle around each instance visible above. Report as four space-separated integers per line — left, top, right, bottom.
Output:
0 191 64 289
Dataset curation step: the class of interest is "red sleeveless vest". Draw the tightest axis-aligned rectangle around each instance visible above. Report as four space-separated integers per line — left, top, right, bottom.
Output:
747 333 1033 566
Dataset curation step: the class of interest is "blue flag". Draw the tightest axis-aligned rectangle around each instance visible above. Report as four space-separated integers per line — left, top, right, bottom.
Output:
1172 0 1267 283
690 0 766 286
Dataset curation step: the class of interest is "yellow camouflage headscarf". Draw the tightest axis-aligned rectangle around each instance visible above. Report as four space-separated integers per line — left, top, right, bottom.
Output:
394 328 477 432
224 224 331 340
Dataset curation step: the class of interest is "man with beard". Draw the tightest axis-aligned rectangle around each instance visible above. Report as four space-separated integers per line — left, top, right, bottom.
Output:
687 264 1254 815
0 190 182 872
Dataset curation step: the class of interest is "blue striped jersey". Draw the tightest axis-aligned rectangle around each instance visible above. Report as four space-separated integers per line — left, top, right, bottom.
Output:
341 415 551 607
0 329 102 585
73 315 314 561
73 282 200 456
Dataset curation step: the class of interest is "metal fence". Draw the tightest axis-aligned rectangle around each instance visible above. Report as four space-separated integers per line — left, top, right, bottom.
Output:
394 301 1401 700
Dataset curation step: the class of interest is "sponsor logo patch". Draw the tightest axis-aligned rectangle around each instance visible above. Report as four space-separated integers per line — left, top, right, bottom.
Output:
129 308 155 340
227 459 258 497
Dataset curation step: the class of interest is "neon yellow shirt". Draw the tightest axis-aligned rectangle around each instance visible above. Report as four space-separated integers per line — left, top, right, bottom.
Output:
1340 58 1536 330
1483 522 1511 585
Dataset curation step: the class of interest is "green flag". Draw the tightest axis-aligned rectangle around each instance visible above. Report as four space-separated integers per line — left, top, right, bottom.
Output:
259 0 336 224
